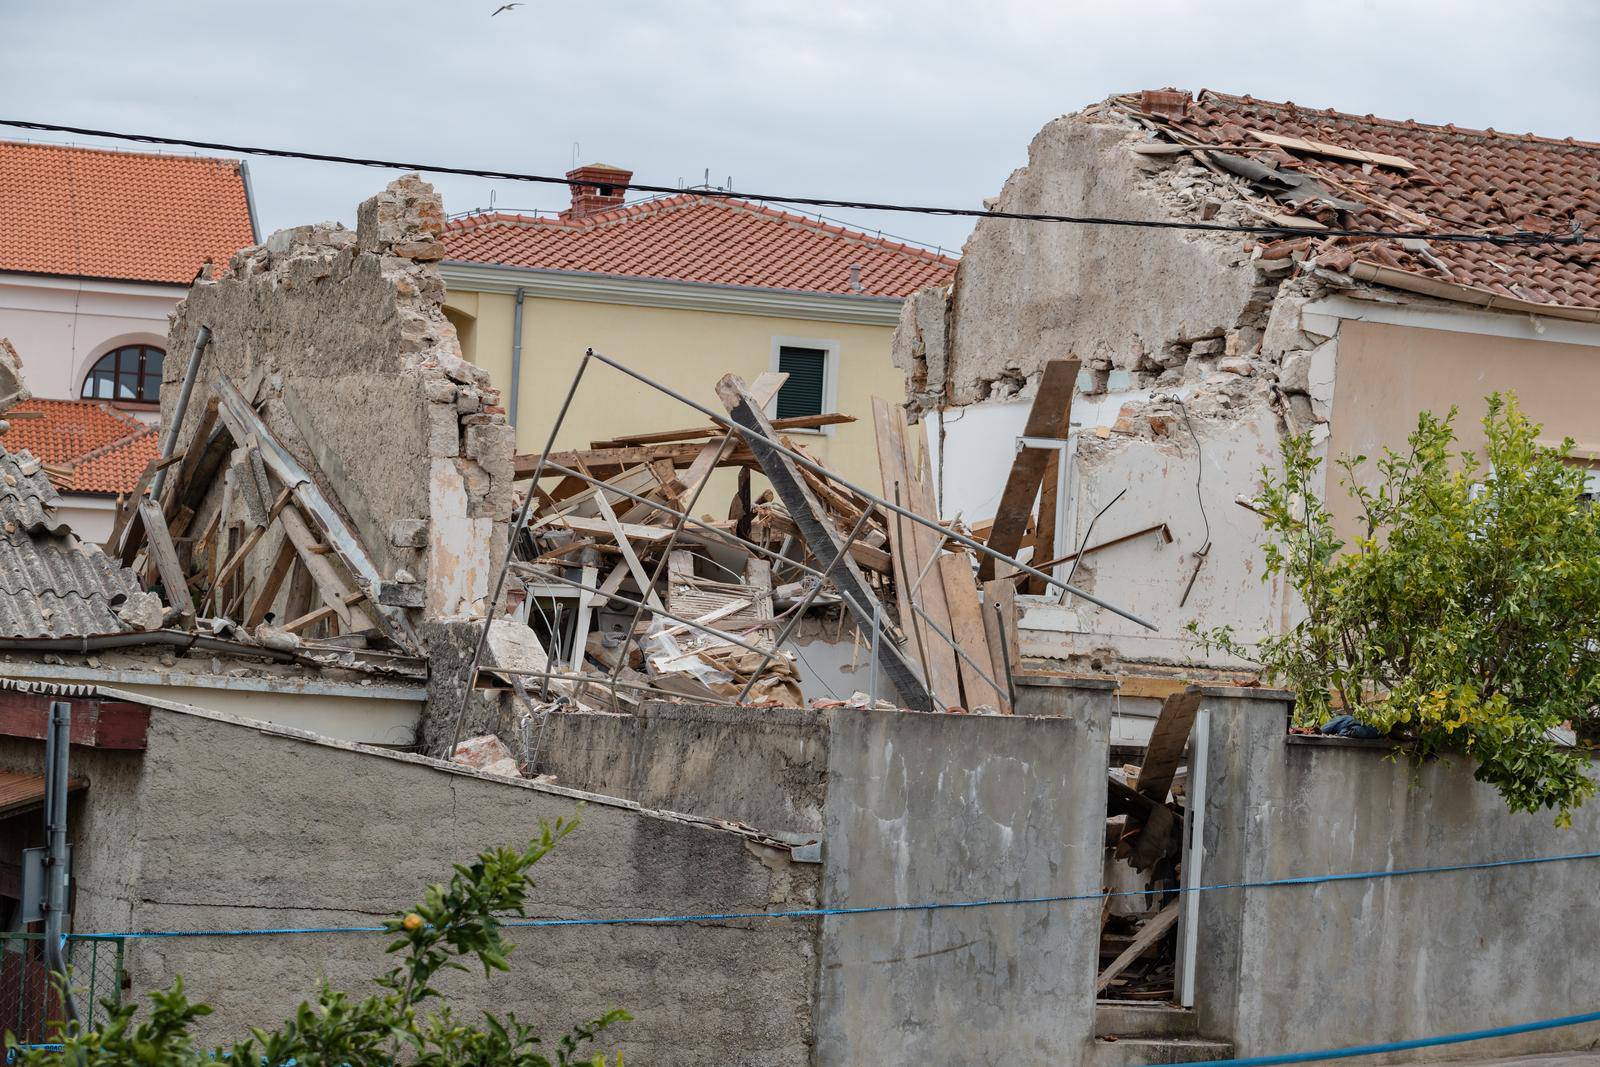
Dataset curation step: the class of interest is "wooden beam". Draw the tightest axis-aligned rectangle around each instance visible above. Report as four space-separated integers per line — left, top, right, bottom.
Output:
277 505 376 632
718 374 932 711
1096 899 1180 993
978 358 1081 580
872 397 961 709
760 511 891 573
591 411 854 449
939 553 1002 711
245 535 298 626
0 692 150 750
981 577 1018 713
591 487 664 611
282 589 368 634
558 515 678 544
137 498 195 623
1137 688 1203 803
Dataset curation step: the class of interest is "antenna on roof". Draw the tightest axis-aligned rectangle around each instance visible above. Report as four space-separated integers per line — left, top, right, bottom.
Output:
727 175 733 191
572 142 580 168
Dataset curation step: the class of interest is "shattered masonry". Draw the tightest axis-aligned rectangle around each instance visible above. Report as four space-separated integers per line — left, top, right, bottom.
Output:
166 175 517 625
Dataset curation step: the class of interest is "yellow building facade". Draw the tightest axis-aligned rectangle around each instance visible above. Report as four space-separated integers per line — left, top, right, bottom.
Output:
436 170 956 492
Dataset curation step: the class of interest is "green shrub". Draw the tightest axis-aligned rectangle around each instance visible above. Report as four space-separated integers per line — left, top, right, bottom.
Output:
1194 394 1600 824
7 815 628 1066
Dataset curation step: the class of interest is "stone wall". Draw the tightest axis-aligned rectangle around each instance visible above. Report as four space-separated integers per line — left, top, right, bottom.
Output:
1195 689 1600 1059
164 176 516 627
0 705 820 1066
891 103 1350 668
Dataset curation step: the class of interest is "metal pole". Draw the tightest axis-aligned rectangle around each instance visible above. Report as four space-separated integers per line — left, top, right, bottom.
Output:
43 700 78 1025
509 287 525 428
449 349 594 756
586 350 1157 630
605 429 737 692
890 482 935 693
868 600 883 706
150 325 211 503
993 602 1018 711
735 508 872 704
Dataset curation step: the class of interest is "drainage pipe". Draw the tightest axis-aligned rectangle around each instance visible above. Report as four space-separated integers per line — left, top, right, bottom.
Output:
509 288 525 428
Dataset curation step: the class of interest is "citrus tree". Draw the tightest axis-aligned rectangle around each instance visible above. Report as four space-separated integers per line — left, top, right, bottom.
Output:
7 816 629 1066
1195 394 1600 823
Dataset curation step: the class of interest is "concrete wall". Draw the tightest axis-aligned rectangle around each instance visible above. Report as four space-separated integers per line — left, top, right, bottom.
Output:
815 702 1111 1065
536 702 830 837
0 705 820 1067
1196 689 1600 1059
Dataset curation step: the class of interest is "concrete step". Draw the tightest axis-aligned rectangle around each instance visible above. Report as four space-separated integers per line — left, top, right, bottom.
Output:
1095 1002 1200 1039
1089 1036 1236 1067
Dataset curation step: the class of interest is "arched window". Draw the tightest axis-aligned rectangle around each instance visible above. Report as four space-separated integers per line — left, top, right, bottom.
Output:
83 345 164 403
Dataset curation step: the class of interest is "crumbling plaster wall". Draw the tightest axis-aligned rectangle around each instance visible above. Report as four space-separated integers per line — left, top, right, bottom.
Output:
165 176 516 625
895 106 1347 665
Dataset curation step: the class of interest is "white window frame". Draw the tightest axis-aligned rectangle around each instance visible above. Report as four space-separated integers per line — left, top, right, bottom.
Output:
768 336 840 434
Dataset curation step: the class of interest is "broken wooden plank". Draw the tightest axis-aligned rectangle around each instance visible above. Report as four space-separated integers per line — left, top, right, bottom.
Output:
245 535 298 627
939 553 1001 711
591 411 854 449
759 511 892 573
1096 899 1180 994
277 504 377 632
518 441 759 479
1137 688 1203 804
282 590 368 635
1247 129 1416 171
137 498 195 623
978 358 1081 580
591 487 664 611
872 397 961 709
558 515 678 543
718 374 932 712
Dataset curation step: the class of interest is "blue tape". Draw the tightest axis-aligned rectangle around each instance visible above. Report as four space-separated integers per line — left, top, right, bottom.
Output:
1160 1007 1600 1066
67 847 1600 941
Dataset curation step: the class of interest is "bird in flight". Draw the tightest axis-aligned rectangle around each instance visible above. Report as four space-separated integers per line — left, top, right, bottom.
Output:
491 2 523 14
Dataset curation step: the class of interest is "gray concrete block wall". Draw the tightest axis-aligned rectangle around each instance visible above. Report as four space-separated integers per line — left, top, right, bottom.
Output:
1196 689 1600 1060
814 702 1112 1065
80 708 821 1067
536 702 831 836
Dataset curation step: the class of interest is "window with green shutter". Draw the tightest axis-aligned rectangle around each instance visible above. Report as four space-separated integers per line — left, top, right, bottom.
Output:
775 346 829 419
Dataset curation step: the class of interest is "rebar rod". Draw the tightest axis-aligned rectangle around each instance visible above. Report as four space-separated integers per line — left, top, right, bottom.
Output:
585 350 1156 631
488 667 744 708
450 349 593 755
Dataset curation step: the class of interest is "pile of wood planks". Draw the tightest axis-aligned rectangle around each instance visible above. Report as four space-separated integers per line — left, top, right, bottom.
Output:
110 372 407 652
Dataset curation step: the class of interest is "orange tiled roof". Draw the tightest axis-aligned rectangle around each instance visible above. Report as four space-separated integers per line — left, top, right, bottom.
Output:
1118 90 1600 314
441 195 957 297
0 398 156 495
0 140 256 285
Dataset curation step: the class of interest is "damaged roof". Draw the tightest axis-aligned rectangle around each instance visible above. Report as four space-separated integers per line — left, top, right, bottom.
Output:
1113 89 1600 318
1 399 159 495
441 195 957 298
0 442 146 638
0 139 257 285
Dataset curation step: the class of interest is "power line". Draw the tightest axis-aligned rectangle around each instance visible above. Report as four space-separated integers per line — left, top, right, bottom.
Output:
1 117 1587 249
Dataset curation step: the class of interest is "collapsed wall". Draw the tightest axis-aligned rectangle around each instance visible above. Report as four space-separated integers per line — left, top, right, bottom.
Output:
165 176 516 627
894 105 1342 667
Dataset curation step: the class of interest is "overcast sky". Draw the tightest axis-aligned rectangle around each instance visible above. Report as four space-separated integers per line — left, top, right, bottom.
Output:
4 0 1598 254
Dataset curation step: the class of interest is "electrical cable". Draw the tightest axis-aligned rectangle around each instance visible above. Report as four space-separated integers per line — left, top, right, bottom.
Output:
0 118 1587 248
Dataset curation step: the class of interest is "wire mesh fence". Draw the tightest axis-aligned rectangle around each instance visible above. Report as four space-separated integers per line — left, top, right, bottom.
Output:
0 933 125 1047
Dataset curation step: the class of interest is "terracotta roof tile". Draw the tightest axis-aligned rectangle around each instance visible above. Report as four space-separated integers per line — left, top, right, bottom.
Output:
441 195 957 297
1118 90 1600 314
0 398 156 495
0 140 256 285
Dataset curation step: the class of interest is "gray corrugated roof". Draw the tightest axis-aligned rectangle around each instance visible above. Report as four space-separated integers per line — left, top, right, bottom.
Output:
0 443 144 638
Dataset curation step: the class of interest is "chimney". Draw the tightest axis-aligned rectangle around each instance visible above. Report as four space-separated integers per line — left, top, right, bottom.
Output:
562 163 633 219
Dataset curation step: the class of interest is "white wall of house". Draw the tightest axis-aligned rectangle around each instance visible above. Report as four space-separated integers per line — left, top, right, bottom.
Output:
0 272 182 404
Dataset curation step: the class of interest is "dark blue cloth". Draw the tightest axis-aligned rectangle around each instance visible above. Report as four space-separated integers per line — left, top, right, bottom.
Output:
1319 714 1381 739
